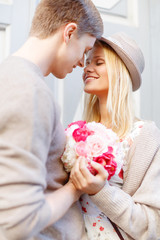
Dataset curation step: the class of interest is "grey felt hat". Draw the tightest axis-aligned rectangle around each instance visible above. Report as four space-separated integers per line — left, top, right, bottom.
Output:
100 32 145 91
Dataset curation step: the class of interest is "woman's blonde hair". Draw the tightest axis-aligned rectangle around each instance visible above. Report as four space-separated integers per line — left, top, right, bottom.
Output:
29 0 103 39
83 40 135 138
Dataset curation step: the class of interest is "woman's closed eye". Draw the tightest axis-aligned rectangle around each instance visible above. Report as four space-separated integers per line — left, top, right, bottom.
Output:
96 59 105 66
85 58 105 67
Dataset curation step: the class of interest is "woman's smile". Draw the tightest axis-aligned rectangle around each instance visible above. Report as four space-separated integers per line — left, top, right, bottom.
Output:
84 75 98 84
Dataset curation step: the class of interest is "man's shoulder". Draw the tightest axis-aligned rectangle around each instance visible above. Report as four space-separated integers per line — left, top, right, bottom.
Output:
0 56 42 79
0 56 52 95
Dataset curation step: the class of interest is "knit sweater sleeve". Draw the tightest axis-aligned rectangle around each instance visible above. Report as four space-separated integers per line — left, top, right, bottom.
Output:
90 125 160 240
0 80 55 239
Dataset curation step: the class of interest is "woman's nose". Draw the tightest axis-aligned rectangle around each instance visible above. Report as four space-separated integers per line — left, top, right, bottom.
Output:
83 64 93 82
84 63 93 73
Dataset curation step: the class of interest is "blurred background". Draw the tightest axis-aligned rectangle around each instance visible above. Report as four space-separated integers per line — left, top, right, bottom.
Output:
0 0 160 128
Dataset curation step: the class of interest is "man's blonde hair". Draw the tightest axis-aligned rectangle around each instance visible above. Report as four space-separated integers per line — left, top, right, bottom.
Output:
29 0 103 39
83 40 135 138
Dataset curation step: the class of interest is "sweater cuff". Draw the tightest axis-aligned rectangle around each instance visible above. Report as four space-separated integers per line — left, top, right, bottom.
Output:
90 182 132 222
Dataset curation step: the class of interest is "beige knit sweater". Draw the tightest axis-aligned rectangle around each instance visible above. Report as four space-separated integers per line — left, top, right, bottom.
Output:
91 121 160 240
0 56 87 240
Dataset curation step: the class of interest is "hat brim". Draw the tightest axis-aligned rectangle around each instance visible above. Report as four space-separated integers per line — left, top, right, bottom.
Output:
100 37 142 91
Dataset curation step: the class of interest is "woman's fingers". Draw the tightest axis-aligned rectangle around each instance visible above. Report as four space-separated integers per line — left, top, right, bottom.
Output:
90 161 108 181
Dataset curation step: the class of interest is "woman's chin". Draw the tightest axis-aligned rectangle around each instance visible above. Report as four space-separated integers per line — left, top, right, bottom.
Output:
84 89 93 94
84 86 95 94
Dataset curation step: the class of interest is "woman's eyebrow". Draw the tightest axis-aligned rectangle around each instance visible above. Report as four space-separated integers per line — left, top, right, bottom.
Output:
86 55 105 63
92 55 105 59
86 56 104 60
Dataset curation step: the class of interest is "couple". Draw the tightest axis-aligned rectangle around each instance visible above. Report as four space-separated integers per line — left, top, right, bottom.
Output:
0 0 160 240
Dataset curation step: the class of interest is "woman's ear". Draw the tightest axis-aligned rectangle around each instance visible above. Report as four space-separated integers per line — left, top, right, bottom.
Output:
63 23 78 43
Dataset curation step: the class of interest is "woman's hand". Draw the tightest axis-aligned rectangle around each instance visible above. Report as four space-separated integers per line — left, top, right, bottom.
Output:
70 158 108 195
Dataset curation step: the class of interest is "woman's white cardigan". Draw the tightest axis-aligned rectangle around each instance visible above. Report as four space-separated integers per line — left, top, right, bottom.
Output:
90 121 160 240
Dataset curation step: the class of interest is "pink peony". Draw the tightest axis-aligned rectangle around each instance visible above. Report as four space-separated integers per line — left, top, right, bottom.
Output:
72 126 93 142
104 160 117 180
68 120 86 128
90 148 117 180
86 135 107 157
75 141 88 157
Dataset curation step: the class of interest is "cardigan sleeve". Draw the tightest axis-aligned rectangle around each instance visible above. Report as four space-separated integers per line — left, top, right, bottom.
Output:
0 82 55 239
90 147 160 240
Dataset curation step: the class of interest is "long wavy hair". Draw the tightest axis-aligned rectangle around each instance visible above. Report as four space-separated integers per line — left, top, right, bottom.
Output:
83 40 135 138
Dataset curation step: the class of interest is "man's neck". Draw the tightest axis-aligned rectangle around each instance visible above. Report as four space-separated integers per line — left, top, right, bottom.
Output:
13 34 61 76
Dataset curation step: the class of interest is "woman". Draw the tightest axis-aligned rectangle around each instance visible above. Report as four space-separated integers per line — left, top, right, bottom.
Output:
70 32 160 240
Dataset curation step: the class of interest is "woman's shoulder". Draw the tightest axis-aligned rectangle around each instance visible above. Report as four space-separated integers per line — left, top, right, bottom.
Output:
139 120 160 142
142 120 160 132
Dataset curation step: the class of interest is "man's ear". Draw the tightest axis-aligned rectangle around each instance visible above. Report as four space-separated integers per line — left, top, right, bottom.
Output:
63 23 78 43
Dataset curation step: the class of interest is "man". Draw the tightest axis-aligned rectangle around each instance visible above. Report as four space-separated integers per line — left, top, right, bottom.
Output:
0 0 105 239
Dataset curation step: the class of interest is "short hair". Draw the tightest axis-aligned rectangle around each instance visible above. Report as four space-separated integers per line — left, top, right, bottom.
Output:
29 0 103 39
83 40 135 138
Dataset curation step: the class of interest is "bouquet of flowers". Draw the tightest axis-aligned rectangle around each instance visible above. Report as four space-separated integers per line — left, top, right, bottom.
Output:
61 121 123 180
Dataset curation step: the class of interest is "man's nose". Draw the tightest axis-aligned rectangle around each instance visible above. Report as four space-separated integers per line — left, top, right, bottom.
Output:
78 55 85 67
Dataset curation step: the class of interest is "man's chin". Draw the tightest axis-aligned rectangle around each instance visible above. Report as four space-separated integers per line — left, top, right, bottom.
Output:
53 69 73 79
52 72 67 79
68 68 73 73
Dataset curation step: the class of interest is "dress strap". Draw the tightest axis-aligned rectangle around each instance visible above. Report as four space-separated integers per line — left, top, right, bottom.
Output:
109 219 125 240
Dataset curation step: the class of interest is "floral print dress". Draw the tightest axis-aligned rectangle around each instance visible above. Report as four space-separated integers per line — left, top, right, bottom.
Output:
80 121 144 240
